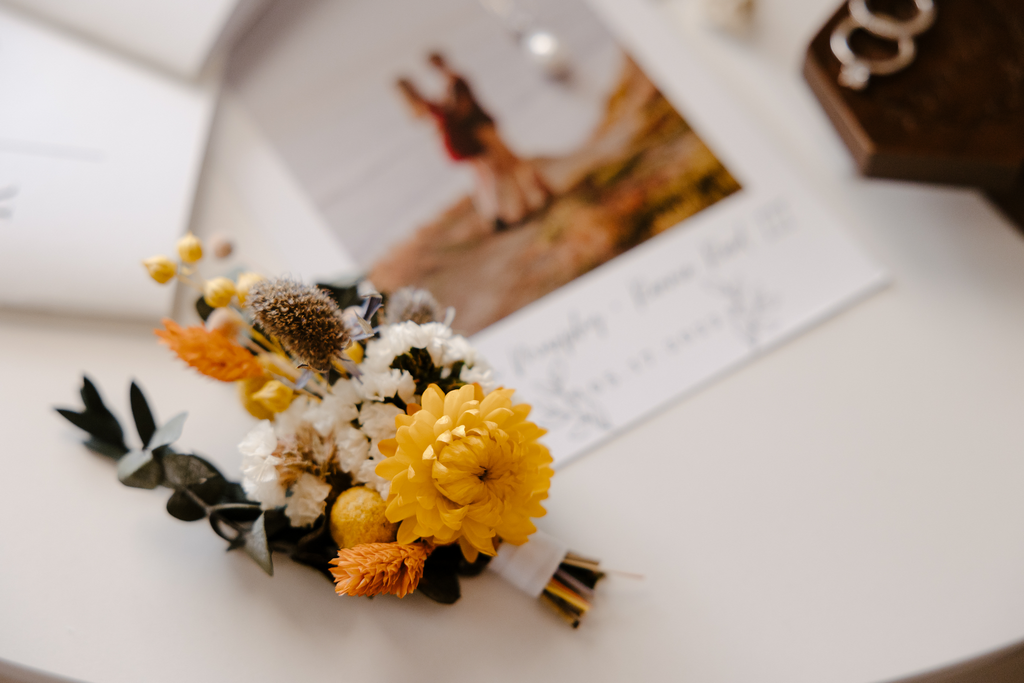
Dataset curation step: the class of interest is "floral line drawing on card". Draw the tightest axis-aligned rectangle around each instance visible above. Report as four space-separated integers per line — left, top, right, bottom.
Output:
705 279 779 348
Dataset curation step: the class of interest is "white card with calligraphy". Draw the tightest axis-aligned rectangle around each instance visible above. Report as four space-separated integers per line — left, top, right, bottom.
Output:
473 188 884 465
224 0 885 466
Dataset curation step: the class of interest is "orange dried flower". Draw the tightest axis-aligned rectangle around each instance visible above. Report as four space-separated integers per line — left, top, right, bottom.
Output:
155 318 265 382
329 542 432 598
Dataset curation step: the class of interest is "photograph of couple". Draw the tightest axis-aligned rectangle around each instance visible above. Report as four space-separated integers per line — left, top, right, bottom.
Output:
397 52 553 232
229 0 741 334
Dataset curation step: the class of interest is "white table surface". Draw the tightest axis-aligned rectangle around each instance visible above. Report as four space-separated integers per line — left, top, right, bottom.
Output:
2 1 1023 682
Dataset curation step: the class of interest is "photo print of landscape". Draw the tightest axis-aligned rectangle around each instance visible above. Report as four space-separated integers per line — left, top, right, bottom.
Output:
229 0 741 335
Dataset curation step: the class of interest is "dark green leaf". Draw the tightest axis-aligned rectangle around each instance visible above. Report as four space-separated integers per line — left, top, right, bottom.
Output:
391 348 467 396
82 436 129 460
56 409 125 455
209 503 267 561
417 570 461 604
457 549 492 576
129 382 157 448
211 505 279 575
116 449 163 489
166 489 207 521
80 376 108 413
195 295 213 322
315 282 364 311
162 453 216 487
262 508 301 544
149 412 187 451
163 453 226 505
418 545 461 604
244 513 274 575
288 519 338 579
220 481 250 504
209 504 262 541
55 377 126 453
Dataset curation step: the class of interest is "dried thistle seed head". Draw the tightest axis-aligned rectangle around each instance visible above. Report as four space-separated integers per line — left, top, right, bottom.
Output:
246 278 350 373
383 287 444 325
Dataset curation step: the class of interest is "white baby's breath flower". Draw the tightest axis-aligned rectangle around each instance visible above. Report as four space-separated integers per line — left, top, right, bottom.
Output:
284 472 332 527
273 395 313 438
459 363 494 390
330 377 360 405
307 391 359 437
239 421 286 509
440 334 474 365
335 424 370 473
395 372 417 403
352 439 390 499
356 368 416 404
355 457 390 500
358 402 403 441
363 321 493 393
363 321 452 372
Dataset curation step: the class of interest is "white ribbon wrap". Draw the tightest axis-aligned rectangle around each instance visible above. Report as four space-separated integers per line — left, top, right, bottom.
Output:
488 530 568 598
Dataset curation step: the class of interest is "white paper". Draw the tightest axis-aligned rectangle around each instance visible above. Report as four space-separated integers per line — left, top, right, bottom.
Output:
0 8 217 320
0 0 243 78
213 97 360 282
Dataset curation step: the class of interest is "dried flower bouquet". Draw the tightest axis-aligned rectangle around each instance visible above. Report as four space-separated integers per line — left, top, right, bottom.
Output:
60 233 603 626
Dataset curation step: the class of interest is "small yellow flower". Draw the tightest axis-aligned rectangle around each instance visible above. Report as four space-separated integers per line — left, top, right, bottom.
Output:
376 383 552 561
142 256 177 284
235 272 264 307
203 277 236 308
252 380 294 413
177 232 203 263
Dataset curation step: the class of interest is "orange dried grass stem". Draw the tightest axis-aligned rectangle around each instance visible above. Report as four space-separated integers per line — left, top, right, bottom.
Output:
155 318 265 382
329 542 432 598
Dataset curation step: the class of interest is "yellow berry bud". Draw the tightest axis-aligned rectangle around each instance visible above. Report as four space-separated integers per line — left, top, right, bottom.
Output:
203 277 236 308
177 232 203 264
235 272 264 307
237 376 274 420
344 343 364 364
252 380 294 413
329 486 397 549
142 256 177 284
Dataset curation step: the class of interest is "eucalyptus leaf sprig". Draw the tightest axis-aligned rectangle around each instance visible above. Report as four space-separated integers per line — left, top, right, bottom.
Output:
57 377 280 574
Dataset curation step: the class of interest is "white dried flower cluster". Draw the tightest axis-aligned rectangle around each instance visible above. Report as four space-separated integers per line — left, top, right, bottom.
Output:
238 319 496 528
361 321 494 391
239 421 286 508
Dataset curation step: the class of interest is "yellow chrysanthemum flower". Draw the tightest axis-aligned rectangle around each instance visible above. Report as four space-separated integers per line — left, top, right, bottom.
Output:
375 383 553 561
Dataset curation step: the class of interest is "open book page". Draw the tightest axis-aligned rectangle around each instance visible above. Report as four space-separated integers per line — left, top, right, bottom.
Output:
0 0 252 78
0 8 217 320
